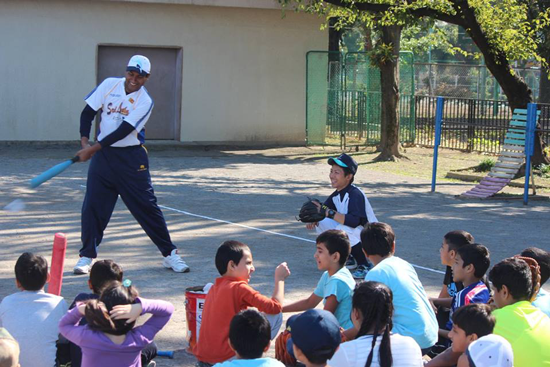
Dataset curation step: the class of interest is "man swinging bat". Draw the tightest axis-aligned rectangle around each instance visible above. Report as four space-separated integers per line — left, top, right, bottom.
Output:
73 55 189 274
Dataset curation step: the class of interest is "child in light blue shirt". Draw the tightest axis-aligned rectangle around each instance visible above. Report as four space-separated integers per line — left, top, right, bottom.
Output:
283 230 355 329
361 223 438 351
214 309 284 367
313 267 355 329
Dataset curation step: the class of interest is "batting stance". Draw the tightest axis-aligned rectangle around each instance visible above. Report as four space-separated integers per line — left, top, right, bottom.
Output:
73 55 189 274
303 153 377 279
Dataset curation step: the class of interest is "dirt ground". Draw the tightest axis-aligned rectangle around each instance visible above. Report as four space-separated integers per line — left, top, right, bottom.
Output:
1 143 549 366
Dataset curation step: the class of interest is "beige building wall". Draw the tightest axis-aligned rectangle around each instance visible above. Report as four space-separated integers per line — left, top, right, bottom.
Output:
0 0 326 143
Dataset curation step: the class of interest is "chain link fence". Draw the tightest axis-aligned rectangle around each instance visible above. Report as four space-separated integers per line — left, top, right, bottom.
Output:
415 96 550 153
415 63 541 101
306 51 414 147
306 53 547 154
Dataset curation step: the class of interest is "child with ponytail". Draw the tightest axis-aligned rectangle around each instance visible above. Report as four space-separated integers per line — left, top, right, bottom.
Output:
59 280 173 367
328 281 423 367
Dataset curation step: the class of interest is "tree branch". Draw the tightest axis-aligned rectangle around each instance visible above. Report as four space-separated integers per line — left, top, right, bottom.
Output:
321 0 466 27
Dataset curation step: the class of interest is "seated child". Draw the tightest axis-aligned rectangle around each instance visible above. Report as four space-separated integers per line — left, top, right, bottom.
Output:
194 240 290 365
328 281 423 367
0 252 68 367
286 309 341 367
66 260 157 367
426 303 495 367
520 247 550 317
458 334 513 367
361 222 438 352
440 244 491 339
282 230 355 329
430 231 475 321
213 309 284 367
59 280 173 367
0 327 20 367
489 256 550 366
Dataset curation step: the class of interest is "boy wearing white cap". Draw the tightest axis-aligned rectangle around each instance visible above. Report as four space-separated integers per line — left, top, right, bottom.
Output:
457 335 513 367
73 55 189 274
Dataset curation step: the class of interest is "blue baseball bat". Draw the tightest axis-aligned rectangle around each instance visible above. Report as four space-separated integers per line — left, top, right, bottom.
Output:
157 350 174 359
30 156 80 188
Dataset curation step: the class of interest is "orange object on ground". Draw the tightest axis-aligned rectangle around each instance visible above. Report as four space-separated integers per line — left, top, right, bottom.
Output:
48 233 67 296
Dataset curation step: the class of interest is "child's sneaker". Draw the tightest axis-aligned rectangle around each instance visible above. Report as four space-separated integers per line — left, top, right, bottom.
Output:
345 255 358 270
73 256 93 274
352 265 369 279
162 249 190 273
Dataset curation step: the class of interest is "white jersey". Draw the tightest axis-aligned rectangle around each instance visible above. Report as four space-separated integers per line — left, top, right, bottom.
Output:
316 184 377 246
85 77 154 147
0 290 68 367
328 333 423 367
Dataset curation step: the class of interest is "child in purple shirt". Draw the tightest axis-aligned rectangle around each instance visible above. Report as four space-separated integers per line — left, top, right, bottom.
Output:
59 281 173 367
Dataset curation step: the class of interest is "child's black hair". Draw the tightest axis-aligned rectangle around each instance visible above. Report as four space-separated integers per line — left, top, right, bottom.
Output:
89 260 124 294
521 247 550 285
299 345 339 365
353 281 393 367
316 230 351 267
228 309 270 359
452 303 495 337
489 257 533 301
360 222 395 258
457 244 491 279
444 230 474 252
14 252 48 291
85 281 139 336
215 240 250 276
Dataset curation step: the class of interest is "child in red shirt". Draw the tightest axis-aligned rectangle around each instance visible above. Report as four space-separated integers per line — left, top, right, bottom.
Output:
194 240 291 365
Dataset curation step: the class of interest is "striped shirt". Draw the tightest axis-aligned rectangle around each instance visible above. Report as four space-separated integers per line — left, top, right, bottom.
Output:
446 280 490 330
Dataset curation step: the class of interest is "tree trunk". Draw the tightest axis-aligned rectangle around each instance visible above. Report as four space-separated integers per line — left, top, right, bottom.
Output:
375 25 404 161
328 17 342 62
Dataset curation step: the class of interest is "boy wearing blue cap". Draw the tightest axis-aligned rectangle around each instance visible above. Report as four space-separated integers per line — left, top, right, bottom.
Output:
306 153 378 279
286 309 341 367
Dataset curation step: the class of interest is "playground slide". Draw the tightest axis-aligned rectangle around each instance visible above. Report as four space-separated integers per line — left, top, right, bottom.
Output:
461 109 539 198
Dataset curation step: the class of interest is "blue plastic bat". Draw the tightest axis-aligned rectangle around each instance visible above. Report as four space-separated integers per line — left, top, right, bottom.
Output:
30 156 80 188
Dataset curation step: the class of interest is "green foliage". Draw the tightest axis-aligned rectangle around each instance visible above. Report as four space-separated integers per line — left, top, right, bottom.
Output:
278 0 547 66
401 21 471 58
469 137 501 152
536 163 550 178
474 158 496 172
370 43 396 66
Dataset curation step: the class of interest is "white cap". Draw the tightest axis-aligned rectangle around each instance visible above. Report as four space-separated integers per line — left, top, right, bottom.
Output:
126 55 151 76
466 334 514 367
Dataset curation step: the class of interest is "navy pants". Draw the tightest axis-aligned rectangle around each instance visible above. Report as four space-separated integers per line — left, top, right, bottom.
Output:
80 146 176 258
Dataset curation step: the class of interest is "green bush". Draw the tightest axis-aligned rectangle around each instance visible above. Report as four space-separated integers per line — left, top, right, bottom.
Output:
536 163 550 178
474 158 496 172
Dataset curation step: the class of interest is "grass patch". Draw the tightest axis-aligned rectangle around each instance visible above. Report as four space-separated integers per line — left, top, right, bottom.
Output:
474 158 496 172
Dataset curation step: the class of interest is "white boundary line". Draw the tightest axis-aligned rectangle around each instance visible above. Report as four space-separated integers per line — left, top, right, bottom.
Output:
79 184 444 275
158 204 445 275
